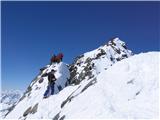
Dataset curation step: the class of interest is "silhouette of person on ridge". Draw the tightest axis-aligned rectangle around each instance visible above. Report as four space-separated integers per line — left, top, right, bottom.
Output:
50 53 63 64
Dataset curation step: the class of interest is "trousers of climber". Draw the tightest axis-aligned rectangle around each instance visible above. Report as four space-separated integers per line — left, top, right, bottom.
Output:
43 69 57 98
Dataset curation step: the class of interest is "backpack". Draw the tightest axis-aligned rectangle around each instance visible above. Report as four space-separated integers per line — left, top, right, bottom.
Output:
48 72 56 83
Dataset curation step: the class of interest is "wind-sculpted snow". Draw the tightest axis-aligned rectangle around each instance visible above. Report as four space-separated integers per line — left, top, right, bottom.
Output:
57 52 159 119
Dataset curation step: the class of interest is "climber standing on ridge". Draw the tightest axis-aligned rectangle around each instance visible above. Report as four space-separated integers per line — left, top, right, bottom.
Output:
58 53 63 61
56 53 64 63
50 54 56 64
42 69 57 98
50 53 64 64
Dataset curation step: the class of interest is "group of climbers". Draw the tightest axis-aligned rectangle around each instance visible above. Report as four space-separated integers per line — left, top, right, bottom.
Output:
50 53 63 64
39 53 64 99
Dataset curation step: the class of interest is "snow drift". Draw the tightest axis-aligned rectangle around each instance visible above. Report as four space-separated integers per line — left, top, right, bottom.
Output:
58 52 159 119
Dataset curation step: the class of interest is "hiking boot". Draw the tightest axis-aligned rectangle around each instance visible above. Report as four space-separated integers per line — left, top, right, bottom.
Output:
43 96 48 99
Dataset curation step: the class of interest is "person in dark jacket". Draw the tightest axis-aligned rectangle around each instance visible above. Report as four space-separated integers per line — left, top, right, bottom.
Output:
48 69 56 83
50 54 56 64
55 53 63 63
58 53 63 61
43 69 57 98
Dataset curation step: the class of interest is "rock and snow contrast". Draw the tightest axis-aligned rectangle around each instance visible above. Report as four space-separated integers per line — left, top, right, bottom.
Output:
59 52 159 119
3 38 159 119
0 90 23 118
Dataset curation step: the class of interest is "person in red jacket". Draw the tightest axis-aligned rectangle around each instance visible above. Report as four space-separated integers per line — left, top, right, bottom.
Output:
50 54 56 64
58 53 63 61
50 53 64 64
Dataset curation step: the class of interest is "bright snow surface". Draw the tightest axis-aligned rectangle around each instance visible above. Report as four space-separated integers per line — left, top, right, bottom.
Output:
5 52 159 119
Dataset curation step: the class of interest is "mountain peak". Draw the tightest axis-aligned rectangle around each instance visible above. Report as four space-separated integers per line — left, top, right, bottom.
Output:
5 38 157 120
69 37 133 85
106 37 127 49
111 37 121 42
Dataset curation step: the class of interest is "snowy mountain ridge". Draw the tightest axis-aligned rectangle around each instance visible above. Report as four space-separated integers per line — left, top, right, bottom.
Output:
69 37 132 85
4 38 159 119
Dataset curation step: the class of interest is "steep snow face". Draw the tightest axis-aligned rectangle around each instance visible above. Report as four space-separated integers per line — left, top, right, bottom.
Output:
69 37 132 84
58 52 159 119
6 52 159 119
0 90 23 118
5 38 158 119
5 38 135 120
5 62 70 119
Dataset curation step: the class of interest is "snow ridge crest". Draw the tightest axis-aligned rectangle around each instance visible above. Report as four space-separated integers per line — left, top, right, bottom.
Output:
5 37 144 120
69 37 133 85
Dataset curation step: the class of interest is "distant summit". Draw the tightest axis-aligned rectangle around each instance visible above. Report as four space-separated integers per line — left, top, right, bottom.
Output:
0 90 23 118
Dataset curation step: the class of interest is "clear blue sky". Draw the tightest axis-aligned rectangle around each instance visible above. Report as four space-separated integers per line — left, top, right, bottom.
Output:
2 1 160 91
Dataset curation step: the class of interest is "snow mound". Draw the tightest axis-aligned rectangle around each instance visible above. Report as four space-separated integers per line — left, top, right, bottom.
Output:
58 52 159 119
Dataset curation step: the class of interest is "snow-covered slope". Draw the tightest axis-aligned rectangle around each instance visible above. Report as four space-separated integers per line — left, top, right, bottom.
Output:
0 90 23 118
5 62 70 119
58 52 159 119
5 38 159 119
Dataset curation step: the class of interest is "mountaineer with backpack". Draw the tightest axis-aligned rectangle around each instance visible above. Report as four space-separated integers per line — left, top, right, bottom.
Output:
42 69 57 98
